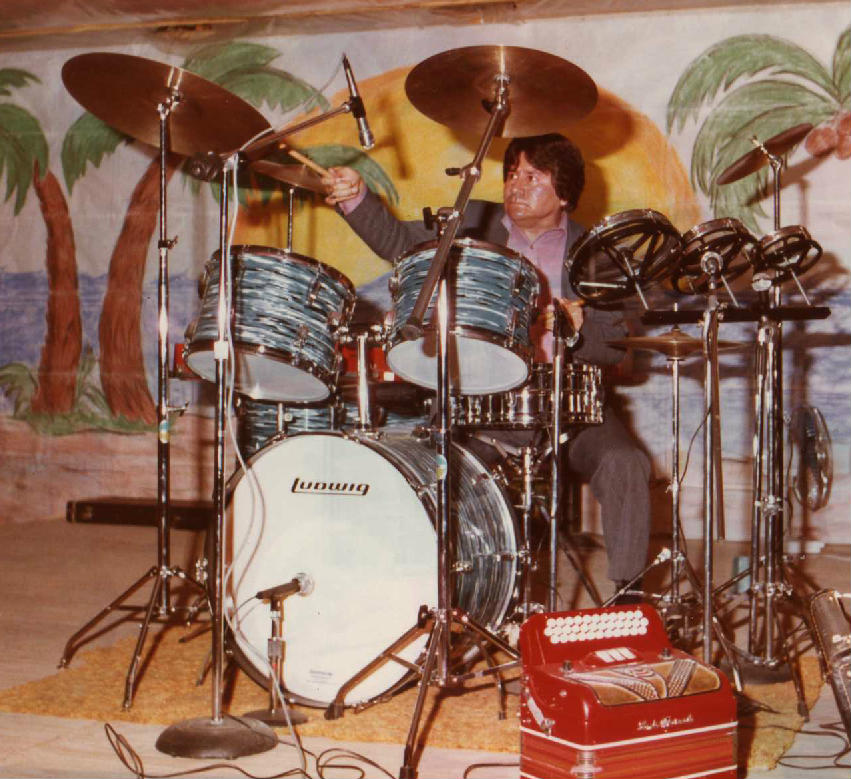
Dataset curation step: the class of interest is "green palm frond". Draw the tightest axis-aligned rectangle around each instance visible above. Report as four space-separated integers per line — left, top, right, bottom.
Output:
0 68 40 97
833 28 850 105
0 361 37 416
183 42 329 115
691 81 835 232
0 103 48 213
183 42 280 82
668 34 838 134
300 144 399 204
691 79 835 192
217 67 328 114
61 112 129 194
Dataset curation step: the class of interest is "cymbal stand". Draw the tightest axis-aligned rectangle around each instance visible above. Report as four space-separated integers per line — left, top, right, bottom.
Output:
323 73 519 779
643 333 708 636
58 90 206 708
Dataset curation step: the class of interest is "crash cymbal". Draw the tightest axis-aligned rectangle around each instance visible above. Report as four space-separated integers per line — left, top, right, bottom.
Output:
608 328 744 359
716 123 813 186
62 52 270 157
250 161 327 194
405 45 597 136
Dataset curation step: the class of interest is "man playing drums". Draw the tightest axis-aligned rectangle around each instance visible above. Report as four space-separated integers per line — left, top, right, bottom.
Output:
322 133 651 603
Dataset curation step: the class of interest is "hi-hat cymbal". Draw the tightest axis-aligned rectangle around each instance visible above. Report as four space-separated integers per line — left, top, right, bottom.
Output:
405 45 597 136
250 161 327 194
62 52 270 157
608 328 745 359
716 123 813 186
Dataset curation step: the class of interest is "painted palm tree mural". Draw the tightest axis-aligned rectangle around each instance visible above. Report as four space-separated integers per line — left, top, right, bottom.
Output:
0 68 85 423
55 40 396 428
667 27 850 231
61 42 330 425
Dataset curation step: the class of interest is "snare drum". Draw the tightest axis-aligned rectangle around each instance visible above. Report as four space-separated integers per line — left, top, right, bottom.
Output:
235 396 345 458
386 239 540 395
227 432 517 706
185 246 355 402
452 363 603 429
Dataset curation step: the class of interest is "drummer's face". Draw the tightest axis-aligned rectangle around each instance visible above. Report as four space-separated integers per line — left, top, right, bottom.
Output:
504 153 567 234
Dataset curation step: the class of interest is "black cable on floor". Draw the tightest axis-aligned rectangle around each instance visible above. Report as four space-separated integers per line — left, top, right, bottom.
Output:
104 723 311 779
463 759 519 778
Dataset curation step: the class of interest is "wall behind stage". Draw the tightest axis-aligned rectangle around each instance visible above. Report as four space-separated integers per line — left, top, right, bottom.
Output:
0 3 848 543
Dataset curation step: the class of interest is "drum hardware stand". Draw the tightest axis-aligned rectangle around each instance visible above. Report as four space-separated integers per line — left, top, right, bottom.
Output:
543 304 603 610
322 74 522 779
714 139 824 715
58 90 207 710
242 579 309 727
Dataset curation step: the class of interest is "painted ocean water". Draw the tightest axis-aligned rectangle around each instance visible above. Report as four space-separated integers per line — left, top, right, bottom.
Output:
1 269 849 471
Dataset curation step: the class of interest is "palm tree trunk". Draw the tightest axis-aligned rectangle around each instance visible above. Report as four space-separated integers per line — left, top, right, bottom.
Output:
99 153 180 424
31 161 81 415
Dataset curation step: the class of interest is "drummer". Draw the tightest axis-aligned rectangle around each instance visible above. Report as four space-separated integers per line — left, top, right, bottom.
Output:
321 133 651 603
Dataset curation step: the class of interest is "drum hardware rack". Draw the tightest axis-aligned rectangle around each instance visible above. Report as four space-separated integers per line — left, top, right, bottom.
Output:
57 81 208 711
713 135 825 714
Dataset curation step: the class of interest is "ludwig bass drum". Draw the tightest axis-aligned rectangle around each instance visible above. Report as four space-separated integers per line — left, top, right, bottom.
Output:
226 432 518 706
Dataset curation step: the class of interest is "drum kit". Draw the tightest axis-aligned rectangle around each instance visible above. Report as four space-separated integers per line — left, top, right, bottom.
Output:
56 41 830 772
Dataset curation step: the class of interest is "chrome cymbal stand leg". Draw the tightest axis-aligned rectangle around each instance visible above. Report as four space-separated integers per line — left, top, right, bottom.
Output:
58 94 206 707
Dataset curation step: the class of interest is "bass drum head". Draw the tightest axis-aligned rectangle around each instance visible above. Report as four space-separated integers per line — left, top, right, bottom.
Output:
226 432 516 707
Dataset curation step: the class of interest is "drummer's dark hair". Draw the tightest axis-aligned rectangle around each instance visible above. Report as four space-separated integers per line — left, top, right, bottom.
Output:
503 134 585 212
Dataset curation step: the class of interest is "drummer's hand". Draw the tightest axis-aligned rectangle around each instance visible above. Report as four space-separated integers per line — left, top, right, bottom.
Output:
557 298 584 332
542 300 584 333
322 166 364 206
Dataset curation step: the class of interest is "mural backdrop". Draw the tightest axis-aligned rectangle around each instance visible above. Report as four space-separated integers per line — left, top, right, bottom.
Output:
0 2 848 543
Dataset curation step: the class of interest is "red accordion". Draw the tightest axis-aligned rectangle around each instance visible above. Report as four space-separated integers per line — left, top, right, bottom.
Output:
519 605 737 779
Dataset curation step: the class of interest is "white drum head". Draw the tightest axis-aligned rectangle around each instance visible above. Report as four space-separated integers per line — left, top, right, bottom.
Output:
227 433 436 705
187 349 330 402
387 333 528 395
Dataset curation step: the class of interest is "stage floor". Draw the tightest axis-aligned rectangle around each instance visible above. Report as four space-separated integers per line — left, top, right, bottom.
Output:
0 519 847 778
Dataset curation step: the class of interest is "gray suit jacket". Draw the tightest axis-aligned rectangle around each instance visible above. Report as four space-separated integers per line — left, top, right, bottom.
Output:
344 190 627 366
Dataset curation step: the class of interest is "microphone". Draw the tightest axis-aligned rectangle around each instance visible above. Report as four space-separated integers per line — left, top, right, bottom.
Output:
256 573 313 601
342 54 374 150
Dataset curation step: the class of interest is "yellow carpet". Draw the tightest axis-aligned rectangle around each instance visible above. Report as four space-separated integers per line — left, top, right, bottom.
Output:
0 626 822 769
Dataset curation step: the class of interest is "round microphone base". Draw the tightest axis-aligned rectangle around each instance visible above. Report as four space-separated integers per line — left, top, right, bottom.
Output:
156 715 277 759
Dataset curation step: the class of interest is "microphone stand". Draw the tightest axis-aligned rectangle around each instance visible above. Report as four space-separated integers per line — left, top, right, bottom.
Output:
156 156 277 758
157 96 373 756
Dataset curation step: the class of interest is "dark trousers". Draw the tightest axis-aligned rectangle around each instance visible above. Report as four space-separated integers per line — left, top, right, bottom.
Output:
460 407 651 584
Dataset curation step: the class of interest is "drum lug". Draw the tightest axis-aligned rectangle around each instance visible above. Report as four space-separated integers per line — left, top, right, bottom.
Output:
453 560 473 574
292 324 309 362
307 271 322 305
506 308 518 346
511 267 523 296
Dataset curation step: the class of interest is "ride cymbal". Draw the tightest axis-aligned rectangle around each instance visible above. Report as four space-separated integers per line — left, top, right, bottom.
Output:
608 328 744 359
716 123 813 186
62 52 270 157
405 45 597 136
250 161 327 194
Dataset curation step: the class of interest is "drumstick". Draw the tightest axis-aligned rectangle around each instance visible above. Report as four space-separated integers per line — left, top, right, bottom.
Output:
277 143 329 177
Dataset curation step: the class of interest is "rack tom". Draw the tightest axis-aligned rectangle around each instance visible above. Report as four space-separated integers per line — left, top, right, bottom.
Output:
386 239 540 395
185 245 355 402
